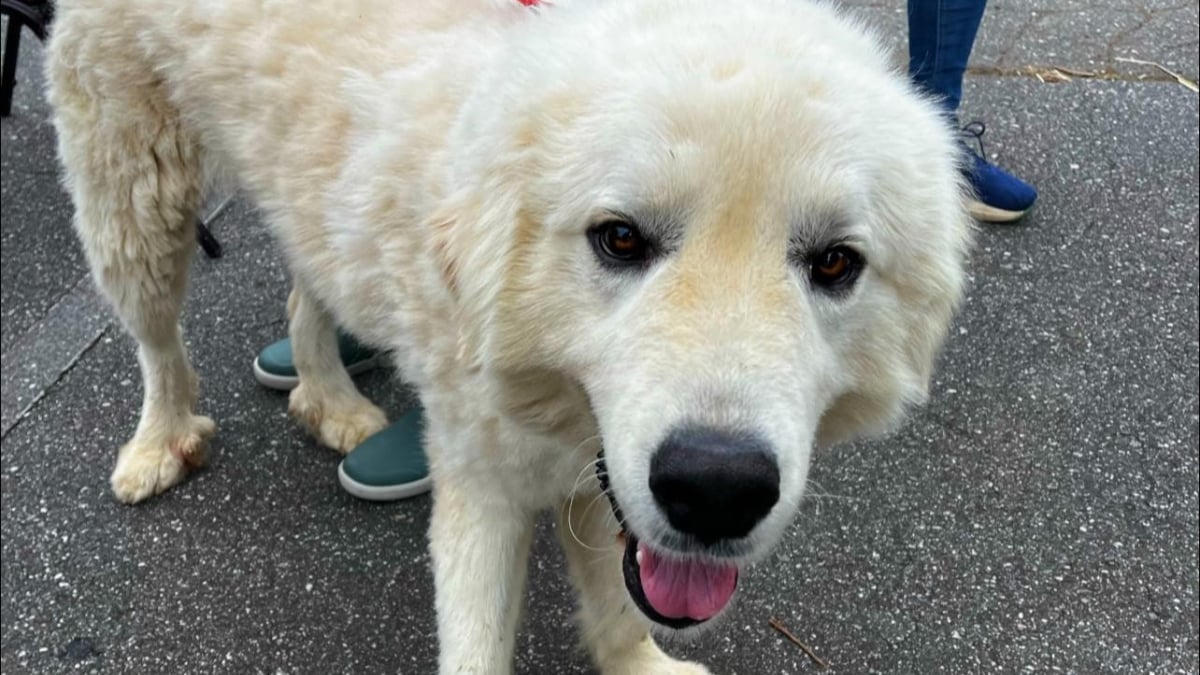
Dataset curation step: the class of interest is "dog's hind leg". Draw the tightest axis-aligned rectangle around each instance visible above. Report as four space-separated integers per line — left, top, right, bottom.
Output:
558 494 712 675
48 39 213 504
285 283 387 452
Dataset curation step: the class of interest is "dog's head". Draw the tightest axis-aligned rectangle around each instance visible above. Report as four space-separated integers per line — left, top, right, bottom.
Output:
436 0 971 629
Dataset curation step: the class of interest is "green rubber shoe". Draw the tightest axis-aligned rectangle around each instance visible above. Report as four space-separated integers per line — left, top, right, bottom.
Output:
338 406 431 501
252 331 382 391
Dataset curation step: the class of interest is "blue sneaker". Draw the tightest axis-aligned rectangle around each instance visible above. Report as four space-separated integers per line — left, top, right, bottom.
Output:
961 122 1038 223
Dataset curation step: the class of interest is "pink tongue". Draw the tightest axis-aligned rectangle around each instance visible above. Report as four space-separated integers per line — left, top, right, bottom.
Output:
638 542 738 621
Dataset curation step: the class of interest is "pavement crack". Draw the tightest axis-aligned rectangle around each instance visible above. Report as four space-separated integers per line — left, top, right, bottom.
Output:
0 326 108 442
8 273 95 347
994 9 1046 66
965 66 1186 84
1103 9 1155 65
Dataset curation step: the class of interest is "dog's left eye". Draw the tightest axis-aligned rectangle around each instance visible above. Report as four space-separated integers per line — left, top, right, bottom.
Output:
590 219 653 268
808 245 864 291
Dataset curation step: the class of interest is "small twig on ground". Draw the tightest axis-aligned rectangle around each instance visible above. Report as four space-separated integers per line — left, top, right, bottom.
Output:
1115 57 1199 93
768 617 829 670
1053 65 1100 78
1026 66 1072 83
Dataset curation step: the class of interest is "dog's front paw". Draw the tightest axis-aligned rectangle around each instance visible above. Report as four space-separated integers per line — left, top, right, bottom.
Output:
288 384 387 453
110 414 215 504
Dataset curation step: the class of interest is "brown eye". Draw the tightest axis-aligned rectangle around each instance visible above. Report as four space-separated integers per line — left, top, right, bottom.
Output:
590 219 652 267
809 245 863 290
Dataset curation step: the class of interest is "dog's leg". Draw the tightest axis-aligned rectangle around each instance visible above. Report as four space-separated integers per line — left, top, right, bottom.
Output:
430 470 535 674
285 284 387 452
558 493 712 675
48 55 212 504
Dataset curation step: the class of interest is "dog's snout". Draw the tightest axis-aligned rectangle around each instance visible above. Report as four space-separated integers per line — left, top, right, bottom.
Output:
649 427 780 544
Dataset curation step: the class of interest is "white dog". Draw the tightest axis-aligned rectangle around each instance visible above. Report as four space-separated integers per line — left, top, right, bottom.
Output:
47 0 970 671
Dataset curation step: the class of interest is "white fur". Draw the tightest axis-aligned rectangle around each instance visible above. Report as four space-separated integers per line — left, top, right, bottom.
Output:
46 0 971 671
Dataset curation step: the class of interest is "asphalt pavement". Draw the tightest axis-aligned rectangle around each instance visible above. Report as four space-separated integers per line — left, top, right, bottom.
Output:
2 0 1197 672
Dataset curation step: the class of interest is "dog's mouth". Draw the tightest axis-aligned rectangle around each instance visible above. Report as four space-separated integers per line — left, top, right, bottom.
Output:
621 531 740 628
597 454 740 629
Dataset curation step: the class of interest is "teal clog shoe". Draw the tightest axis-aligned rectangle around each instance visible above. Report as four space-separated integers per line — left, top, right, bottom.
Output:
338 406 431 501
253 331 382 391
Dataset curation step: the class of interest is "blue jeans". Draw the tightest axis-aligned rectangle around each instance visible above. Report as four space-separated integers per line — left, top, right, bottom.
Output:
908 0 987 116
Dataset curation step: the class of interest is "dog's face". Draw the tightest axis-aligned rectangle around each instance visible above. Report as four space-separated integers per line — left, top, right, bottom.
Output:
439 0 970 629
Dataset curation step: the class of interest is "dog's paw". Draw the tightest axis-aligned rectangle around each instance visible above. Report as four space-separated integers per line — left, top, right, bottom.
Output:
110 414 215 504
288 384 387 453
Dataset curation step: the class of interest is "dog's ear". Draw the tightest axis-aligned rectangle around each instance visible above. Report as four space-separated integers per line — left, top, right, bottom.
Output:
427 188 527 373
429 209 462 299
815 293 956 445
428 196 483 372
816 205 972 446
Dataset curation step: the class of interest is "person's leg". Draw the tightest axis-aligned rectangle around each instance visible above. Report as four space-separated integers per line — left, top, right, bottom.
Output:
908 0 988 117
908 0 1038 223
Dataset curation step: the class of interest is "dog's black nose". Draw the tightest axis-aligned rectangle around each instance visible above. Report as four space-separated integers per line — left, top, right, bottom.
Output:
649 427 780 544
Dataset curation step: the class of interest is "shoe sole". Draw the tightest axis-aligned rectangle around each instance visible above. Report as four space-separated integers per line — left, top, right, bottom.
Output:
252 354 383 391
338 462 433 501
968 199 1029 223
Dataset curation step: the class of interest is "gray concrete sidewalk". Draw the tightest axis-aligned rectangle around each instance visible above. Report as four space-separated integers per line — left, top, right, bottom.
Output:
2 1 1197 673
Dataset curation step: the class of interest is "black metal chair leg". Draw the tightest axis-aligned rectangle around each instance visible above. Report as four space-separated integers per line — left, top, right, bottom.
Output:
194 194 233 259
195 220 223 259
1 0 53 117
1 12 23 117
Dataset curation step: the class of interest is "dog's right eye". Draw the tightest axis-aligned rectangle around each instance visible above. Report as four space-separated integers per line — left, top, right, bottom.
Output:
808 244 864 292
589 219 653 268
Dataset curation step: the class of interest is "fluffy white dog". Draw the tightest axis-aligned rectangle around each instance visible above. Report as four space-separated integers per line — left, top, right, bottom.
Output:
47 0 970 671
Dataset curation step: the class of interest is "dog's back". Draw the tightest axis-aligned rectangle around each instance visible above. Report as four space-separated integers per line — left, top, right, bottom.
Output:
48 0 514 221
